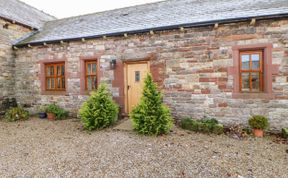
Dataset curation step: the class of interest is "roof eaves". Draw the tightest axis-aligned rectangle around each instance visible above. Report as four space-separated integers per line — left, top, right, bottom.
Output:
0 16 38 30
14 12 288 48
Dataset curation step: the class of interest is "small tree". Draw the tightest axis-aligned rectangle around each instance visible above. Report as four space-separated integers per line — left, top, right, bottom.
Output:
131 74 173 136
79 84 119 131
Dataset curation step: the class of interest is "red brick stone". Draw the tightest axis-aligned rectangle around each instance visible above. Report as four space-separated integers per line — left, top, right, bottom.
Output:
218 103 228 107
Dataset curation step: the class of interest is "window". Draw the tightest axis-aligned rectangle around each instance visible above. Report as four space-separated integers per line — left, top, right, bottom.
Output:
85 61 97 90
135 71 140 82
239 51 263 92
45 63 65 91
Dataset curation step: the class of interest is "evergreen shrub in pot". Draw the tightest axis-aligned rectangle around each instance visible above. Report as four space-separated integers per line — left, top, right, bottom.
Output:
46 104 68 121
248 115 269 137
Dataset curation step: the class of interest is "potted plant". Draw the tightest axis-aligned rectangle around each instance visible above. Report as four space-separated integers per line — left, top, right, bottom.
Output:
45 104 68 121
248 115 269 137
38 106 47 119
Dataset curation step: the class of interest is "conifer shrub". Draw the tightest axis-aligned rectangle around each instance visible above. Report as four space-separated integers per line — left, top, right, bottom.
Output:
79 84 119 131
131 74 173 136
5 107 29 122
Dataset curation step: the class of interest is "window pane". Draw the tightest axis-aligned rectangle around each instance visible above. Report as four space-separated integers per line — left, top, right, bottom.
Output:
87 77 92 90
251 72 260 91
135 71 140 82
47 78 51 89
62 78 65 89
92 76 97 89
51 79 55 89
241 55 249 70
57 78 61 88
61 65 65 76
57 66 61 76
87 64 91 74
252 54 260 69
51 66 54 76
92 63 97 74
241 73 250 92
46 67 51 76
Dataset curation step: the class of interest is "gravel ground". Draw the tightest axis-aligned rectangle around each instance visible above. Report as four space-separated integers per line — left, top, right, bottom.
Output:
0 118 287 178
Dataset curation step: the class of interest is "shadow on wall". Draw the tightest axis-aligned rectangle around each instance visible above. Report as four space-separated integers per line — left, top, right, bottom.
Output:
0 98 17 116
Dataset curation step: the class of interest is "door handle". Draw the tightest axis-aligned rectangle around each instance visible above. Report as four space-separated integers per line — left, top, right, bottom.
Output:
127 85 130 90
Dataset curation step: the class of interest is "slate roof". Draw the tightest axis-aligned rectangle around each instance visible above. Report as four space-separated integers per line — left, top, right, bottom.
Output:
0 0 55 29
17 0 288 45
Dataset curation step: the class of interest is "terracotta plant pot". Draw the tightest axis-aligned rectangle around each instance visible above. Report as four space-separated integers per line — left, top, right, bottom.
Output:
253 129 264 137
47 113 56 121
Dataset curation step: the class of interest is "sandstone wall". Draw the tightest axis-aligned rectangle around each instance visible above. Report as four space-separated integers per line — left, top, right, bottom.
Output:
14 18 288 129
0 18 31 103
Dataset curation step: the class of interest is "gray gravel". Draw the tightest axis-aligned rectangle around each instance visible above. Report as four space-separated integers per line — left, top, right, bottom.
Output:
0 118 287 178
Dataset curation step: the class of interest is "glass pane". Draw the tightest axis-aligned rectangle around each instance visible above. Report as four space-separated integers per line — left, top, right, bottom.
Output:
241 73 250 92
61 65 65 76
87 64 91 74
241 55 250 70
57 66 61 76
87 77 92 90
57 78 61 88
51 79 55 89
50 66 54 76
46 67 51 76
62 78 65 89
92 76 97 89
135 71 140 82
47 78 51 89
92 63 97 74
251 72 260 91
252 54 260 69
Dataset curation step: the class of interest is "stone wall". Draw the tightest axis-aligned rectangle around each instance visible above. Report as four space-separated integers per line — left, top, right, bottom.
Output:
14 18 288 129
0 18 32 106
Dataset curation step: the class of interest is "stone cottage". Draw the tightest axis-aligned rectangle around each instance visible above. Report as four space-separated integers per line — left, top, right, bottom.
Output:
1 0 288 130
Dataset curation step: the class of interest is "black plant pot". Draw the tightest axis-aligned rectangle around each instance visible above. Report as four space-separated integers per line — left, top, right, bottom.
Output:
38 112 47 119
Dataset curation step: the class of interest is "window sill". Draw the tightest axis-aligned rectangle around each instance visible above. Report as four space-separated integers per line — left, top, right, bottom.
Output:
80 90 97 95
232 92 274 99
41 91 68 96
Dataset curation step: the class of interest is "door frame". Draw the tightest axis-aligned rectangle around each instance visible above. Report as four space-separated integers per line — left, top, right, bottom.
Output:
123 60 150 114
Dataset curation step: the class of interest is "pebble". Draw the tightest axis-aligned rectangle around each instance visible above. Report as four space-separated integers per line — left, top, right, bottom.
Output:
0 118 287 177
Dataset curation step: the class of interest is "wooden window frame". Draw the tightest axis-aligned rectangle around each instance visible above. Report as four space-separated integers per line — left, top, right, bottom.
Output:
79 56 101 95
45 62 66 91
85 61 98 90
229 43 279 99
239 50 263 92
39 59 68 95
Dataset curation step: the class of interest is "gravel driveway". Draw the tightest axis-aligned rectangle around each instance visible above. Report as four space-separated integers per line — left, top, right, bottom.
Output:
0 118 287 178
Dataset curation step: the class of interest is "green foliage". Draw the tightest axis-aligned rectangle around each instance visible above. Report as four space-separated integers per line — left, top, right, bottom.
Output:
131 74 173 136
4 107 29 122
212 124 224 135
180 118 198 131
282 128 288 139
79 84 119 131
248 115 269 130
201 116 219 125
180 117 224 135
45 104 68 120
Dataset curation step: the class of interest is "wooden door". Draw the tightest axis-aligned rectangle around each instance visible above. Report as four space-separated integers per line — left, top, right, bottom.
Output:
126 62 149 113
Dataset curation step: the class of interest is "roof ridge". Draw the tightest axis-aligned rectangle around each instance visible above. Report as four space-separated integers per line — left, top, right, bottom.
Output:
46 0 169 22
17 0 57 20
